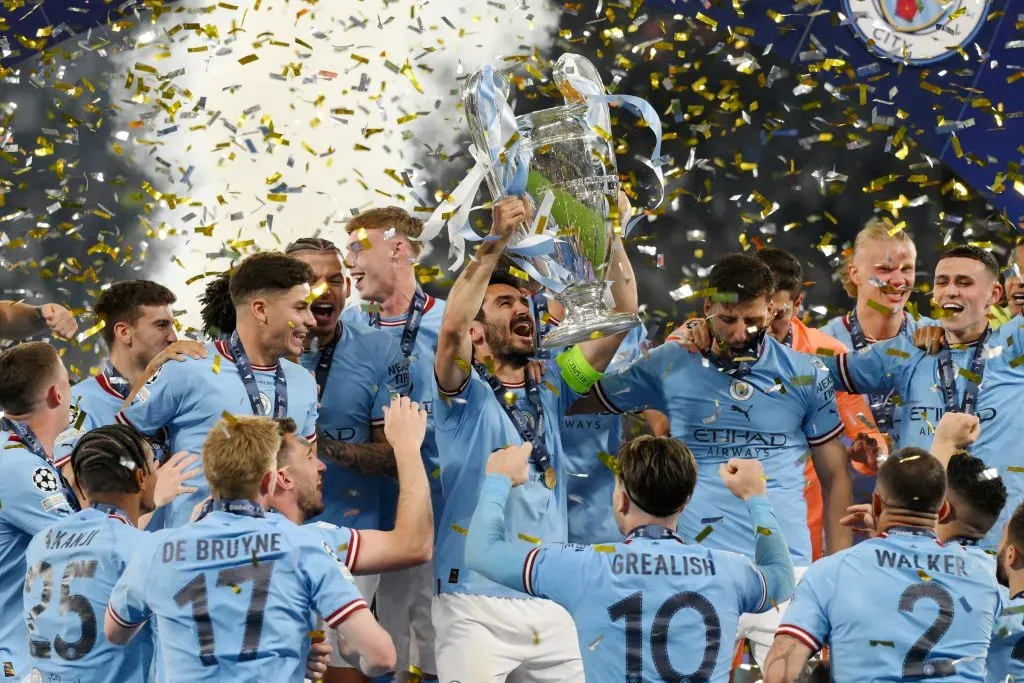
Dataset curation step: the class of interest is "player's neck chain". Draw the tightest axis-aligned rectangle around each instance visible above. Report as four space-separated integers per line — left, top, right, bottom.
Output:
883 526 937 538
472 360 556 490
936 326 991 416
196 498 266 521
103 360 131 399
313 321 343 401
370 286 427 359
92 502 132 526
626 524 685 544
1 419 81 511
229 331 288 419
847 309 907 431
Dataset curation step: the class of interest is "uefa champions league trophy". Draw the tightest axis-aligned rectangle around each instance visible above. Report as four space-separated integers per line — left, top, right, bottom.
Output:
462 54 642 348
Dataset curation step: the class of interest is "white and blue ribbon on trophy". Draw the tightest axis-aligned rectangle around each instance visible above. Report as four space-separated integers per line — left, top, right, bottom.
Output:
419 60 666 278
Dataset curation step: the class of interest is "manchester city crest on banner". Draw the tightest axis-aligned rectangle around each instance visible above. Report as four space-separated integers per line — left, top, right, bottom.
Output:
257 392 273 416
843 0 988 65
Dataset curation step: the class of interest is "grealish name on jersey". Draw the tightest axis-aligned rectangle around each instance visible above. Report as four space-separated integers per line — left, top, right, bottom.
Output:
160 533 282 563
611 552 717 577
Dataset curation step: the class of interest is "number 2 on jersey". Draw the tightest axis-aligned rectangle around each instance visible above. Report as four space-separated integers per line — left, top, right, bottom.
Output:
608 591 721 682
174 561 276 666
899 582 956 678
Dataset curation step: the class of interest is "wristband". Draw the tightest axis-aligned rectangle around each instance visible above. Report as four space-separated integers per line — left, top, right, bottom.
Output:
556 345 604 394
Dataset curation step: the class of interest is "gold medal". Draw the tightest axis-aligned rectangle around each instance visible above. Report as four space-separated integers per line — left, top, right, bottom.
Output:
544 465 557 490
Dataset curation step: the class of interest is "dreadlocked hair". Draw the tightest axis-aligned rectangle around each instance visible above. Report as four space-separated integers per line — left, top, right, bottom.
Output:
285 237 340 255
200 272 236 338
71 425 153 497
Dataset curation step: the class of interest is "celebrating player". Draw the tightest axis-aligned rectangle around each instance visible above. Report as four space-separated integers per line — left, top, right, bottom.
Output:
767 448 1000 683
822 245 1024 548
267 399 433 578
104 414 397 681
115 252 320 529
431 194 638 681
996 501 1024 683
24 426 161 683
466 436 795 683
0 343 77 681
1002 241 1024 319
0 300 78 340
757 247 887 557
340 207 445 683
820 220 931 448
572 253 850 668
284 236 411 683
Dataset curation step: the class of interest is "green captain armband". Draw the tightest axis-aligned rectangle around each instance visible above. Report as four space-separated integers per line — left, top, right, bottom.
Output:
556 345 604 394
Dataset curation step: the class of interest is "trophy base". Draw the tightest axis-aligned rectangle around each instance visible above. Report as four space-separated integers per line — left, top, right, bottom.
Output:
540 282 640 349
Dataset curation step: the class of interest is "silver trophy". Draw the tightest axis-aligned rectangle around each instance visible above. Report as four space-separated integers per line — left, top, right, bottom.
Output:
462 54 641 348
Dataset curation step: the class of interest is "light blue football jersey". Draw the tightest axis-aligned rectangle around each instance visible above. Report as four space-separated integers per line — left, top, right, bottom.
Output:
0 434 74 680
560 325 646 545
268 511 361 573
433 358 581 598
115 340 319 529
299 321 410 531
593 336 843 565
341 297 445 531
524 528 769 683
820 311 933 447
55 369 132 468
823 319 1024 548
107 506 368 683
988 583 1024 683
24 505 153 683
779 528 998 683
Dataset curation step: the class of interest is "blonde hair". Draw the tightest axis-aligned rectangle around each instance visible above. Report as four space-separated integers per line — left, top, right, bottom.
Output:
346 207 424 257
203 415 282 500
840 218 916 298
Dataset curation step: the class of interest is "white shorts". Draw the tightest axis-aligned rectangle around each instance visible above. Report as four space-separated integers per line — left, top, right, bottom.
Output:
736 565 809 670
327 573 381 669
377 562 437 675
432 593 584 683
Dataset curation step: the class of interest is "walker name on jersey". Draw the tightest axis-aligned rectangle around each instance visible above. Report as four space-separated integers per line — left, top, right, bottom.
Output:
161 533 282 563
906 406 996 434
42 529 100 551
690 428 789 459
612 552 717 577
875 549 968 577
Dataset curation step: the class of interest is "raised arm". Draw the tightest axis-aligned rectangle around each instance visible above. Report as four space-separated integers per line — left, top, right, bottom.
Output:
575 193 640 372
351 397 433 572
930 412 981 467
318 431 396 478
763 635 815 683
0 301 78 340
434 197 528 392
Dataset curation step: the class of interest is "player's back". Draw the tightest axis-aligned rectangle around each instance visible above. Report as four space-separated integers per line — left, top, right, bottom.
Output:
535 532 768 683
781 529 998 682
24 506 153 683
130 512 348 682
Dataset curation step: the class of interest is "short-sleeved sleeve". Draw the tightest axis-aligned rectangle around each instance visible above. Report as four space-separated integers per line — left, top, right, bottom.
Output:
292 369 319 442
0 457 73 535
295 529 369 628
592 343 680 414
800 359 844 446
724 552 769 615
107 535 157 629
370 337 411 427
524 543 591 611
309 521 359 570
115 360 190 436
823 335 914 397
776 561 836 653
433 372 490 429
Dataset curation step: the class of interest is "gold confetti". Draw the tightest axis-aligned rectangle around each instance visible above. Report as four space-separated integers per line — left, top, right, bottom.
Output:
756 526 773 536
815 348 836 357
450 523 468 536
593 544 616 553
75 320 105 344
694 525 714 543
518 533 541 545
917 569 932 582
238 54 259 65
695 12 718 30
1009 355 1024 369
305 282 328 304
211 355 222 375
788 375 815 386
958 368 983 384
866 299 893 316
1007 466 1024 473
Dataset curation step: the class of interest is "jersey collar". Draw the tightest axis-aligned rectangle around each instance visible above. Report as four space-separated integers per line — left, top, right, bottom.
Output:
624 524 685 544
215 339 279 371
377 295 436 326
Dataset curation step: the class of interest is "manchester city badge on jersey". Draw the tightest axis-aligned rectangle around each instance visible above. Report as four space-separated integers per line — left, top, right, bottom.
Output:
843 0 988 65
31 467 59 493
729 378 754 401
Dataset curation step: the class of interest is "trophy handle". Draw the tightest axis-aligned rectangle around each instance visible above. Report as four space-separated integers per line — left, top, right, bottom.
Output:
461 68 513 201
553 54 606 104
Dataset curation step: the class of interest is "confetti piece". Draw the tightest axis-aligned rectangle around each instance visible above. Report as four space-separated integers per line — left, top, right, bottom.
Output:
886 349 912 359
917 570 932 582
1009 355 1024 369
593 544 616 553
1007 466 1024 473
238 54 259 65
958 368 983 384
211 356 222 375
307 630 326 641
305 282 328 304
755 526 773 536
866 299 893 316
587 635 605 650
870 640 896 648
694 525 714 543
75 321 105 344
518 533 541 545
788 375 815 386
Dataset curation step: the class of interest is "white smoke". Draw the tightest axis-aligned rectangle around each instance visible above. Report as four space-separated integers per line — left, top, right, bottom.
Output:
110 0 562 331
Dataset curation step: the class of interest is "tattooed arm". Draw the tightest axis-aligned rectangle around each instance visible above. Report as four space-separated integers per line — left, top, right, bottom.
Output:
317 429 397 478
763 635 814 683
